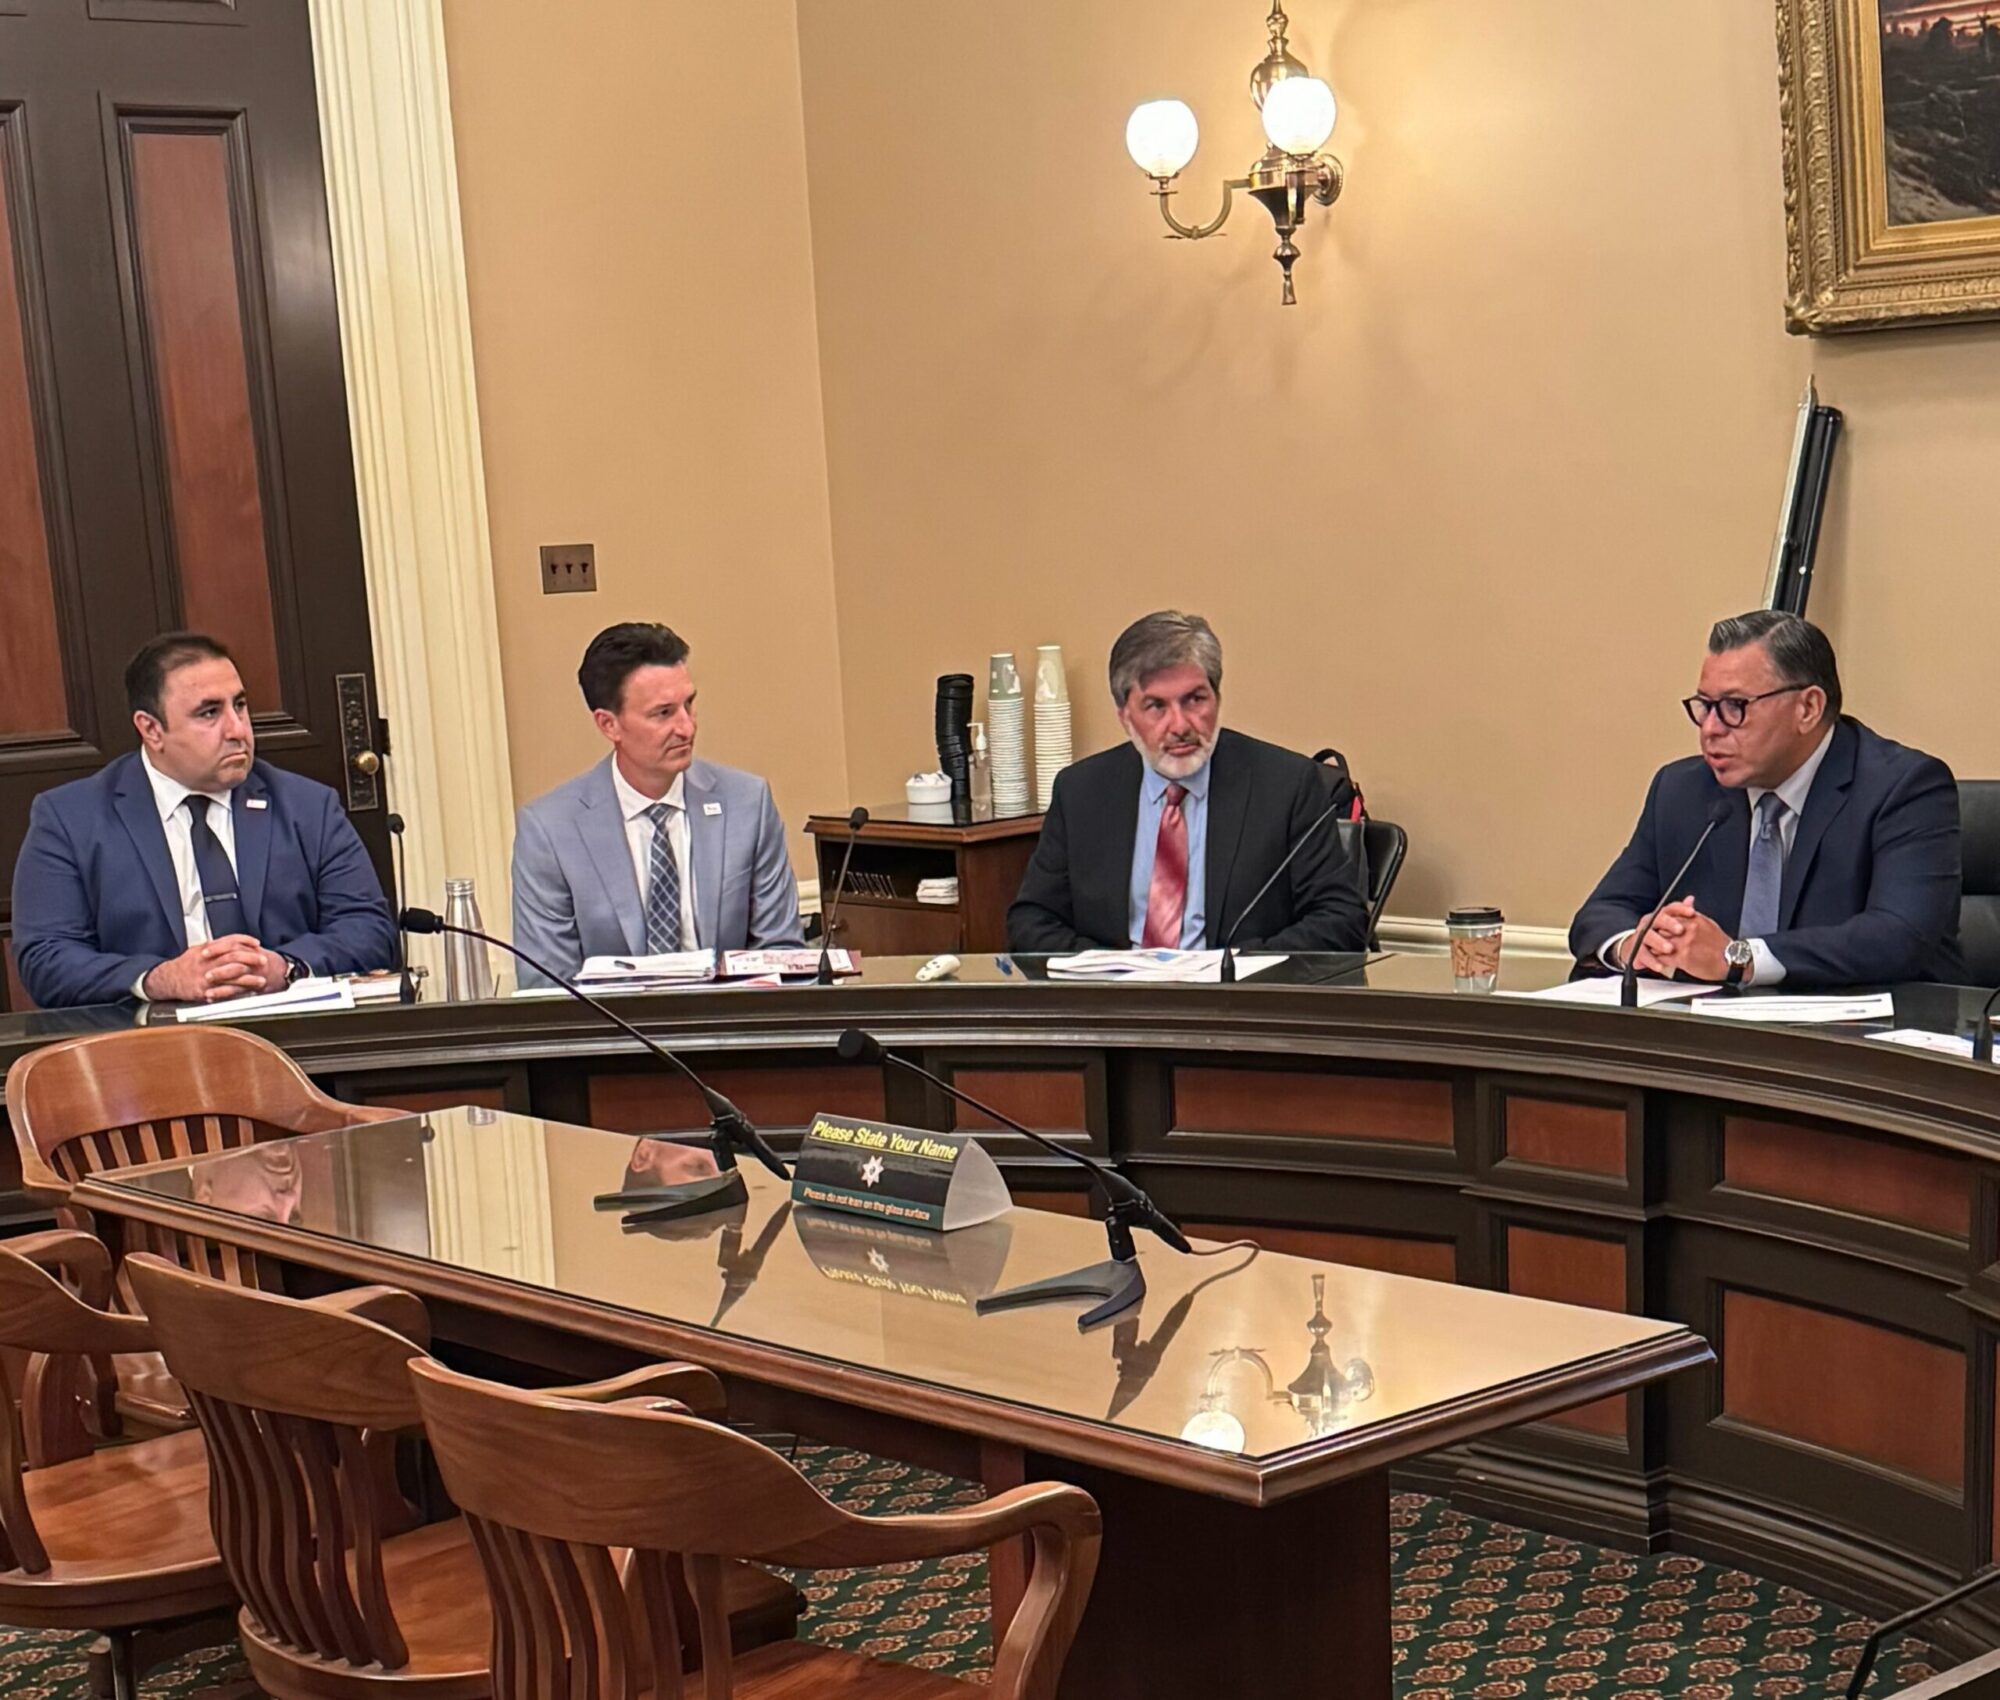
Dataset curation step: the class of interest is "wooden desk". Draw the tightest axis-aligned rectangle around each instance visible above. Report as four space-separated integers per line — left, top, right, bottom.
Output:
78 1108 1708 1700
806 803 1042 956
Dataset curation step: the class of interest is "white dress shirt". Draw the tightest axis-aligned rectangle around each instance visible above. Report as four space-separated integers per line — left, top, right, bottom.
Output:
133 753 240 998
612 761 700 948
1602 726 1835 986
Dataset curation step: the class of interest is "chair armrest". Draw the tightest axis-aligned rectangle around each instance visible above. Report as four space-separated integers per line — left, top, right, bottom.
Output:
304 1285 432 1348
547 1364 726 1418
774 1480 1102 1569
3 1232 115 1314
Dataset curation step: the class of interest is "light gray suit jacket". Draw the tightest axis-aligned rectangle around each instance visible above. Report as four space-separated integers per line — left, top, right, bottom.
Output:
510 756 803 986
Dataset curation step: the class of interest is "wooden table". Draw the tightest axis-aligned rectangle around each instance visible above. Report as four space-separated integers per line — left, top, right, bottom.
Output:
78 1107 1709 1699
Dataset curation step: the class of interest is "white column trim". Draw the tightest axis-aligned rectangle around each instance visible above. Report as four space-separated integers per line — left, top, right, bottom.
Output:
309 0 513 967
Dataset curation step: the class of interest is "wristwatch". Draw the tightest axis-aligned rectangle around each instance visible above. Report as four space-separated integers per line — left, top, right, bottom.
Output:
1723 938 1755 987
281 954 310 986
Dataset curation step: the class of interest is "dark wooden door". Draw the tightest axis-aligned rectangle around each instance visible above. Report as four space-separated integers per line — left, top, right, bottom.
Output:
0 0 385 1008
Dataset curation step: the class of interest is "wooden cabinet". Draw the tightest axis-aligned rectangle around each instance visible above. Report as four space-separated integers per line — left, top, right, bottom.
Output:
805 805 1042 957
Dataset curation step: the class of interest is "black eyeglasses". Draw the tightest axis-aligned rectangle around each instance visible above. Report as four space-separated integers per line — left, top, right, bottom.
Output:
1680 684 1807 729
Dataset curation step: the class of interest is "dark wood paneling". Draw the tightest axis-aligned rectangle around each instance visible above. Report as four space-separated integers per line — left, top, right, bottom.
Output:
1502 1096 1626 1180
1183 1220 1456 1283
90 0 243 20
1506 1226 1628 1438
950 1068 1086 1134
1174 1067 1454 1146
0 119 67 740
1 931 26 1014
1722 1290 1964 1493
1723 1115 1973 1242
829 901 962 958
126 124 280 706
1994 1345 2000 1565
587 1065 885 1136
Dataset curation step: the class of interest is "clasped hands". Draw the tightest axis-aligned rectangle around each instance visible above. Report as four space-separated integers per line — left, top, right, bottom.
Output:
143 935 290 1004
1618 896 1736 983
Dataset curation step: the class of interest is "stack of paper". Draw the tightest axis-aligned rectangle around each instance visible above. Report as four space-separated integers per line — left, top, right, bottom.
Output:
175 977 355 1023
915 878 958 905
721 949 857 978
1691 993 1895 1024
575 951 715 993
1045 948 1286 984
1499 979 1722 1009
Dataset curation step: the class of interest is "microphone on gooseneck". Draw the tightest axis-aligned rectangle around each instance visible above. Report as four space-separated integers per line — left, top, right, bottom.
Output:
1216 792 1351 984
385 814 415 1005
399 909 788 1216
1619 796 1736 1009
1972 985 2000 1065
816 807 870 986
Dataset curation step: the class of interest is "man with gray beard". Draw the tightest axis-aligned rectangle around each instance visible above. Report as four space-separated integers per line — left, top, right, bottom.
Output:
1007 610 1367 955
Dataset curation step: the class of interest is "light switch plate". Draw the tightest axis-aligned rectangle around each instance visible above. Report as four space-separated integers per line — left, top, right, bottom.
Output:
540 543 596 594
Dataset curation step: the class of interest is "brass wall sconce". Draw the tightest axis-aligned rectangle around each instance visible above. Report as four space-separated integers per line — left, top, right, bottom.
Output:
1124 1 1344 305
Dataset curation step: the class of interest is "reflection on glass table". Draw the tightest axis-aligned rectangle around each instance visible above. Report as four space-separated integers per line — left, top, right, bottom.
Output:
1180 1273 1376 1454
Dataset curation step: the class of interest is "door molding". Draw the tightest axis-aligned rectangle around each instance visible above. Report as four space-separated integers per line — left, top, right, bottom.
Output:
308 0 513 969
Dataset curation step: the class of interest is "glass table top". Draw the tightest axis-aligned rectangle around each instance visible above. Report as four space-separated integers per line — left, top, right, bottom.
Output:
100 1106 1690 1467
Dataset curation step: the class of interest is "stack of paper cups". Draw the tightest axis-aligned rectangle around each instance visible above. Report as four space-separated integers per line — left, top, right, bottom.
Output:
987 653 1030 815
1033 645 1072 811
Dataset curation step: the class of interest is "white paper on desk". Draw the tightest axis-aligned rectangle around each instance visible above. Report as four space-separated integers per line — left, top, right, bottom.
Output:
1869 1028 1986 1059
1046 948 1286 983
175 977 355 1023
722 948 855 978
1692 992 1895 1024
1498 978 1723 1009
576 950 715 986
343 972 407 1004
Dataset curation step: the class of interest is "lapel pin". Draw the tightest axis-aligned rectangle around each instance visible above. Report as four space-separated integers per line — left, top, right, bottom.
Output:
245 797 269 810
703 801 722 816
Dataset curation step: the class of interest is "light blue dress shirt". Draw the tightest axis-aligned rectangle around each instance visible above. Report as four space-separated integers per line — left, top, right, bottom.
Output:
1127 760 1213 947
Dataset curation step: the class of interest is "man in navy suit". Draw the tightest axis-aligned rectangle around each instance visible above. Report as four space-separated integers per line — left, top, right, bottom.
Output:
11 633 397 1008
1570 611 1962 988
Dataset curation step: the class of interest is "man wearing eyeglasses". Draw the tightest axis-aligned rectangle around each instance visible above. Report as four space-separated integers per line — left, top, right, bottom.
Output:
1570 610 1963 988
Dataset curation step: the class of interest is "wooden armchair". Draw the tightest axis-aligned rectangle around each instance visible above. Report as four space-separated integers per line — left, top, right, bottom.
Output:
126 1254 803 1700
0 1232 235 1700
5 1025 403 1427
409 1357 1104 1700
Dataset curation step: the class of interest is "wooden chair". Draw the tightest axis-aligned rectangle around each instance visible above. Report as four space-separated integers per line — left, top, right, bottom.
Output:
409 1356 1104 1700
5 1025 404 1428
0 1231 237 1700
126 1254 803 1700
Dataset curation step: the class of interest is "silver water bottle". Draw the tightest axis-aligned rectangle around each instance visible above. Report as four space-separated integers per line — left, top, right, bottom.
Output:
441 878 494 1002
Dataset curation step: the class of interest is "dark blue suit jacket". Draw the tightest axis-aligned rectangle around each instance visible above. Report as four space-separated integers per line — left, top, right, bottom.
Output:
1568 718 1964 987
11 754 397 1008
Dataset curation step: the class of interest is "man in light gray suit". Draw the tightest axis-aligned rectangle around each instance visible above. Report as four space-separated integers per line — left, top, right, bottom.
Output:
510 623 803 986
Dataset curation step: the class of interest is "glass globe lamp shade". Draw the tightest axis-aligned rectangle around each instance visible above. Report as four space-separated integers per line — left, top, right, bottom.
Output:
1260 76 1336 157
1126 100 1199 179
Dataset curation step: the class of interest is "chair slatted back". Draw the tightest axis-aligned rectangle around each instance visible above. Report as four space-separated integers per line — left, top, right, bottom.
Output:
5 1027 400 1296
127 1254 428 1671
0 1236 153 1574
409 1358 1102 1700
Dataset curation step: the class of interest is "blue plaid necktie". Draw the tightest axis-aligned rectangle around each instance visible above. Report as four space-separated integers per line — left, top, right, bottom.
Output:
1739 792 1787 940
642 802 683 953
186 796 248 940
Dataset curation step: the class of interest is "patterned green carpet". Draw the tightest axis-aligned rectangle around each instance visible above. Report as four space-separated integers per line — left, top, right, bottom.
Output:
0 1448 1940 1696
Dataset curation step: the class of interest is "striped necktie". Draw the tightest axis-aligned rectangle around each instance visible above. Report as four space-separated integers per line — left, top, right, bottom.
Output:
643 802 683 953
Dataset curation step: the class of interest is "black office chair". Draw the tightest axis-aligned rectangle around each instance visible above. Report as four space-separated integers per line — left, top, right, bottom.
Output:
1958 780 2000 987
1312 750 1407 950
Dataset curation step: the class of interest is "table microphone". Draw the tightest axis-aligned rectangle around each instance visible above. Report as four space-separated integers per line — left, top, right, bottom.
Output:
1973 985 2000 1064
817 807 870 986
1619 796 1736 1009
1217 791 1352 984
399 908 789 1218
385 813 415 1005
836 1026 1192 1329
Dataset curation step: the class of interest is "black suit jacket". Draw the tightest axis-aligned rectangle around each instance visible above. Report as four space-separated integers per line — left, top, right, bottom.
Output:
1568 718 1964 987
1007 729 1368 954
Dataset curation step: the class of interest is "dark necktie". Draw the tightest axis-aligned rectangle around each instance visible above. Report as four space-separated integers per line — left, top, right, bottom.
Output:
643 802 684 953
1739 792 1787 941
1141 783 1190 948
186 796 248 941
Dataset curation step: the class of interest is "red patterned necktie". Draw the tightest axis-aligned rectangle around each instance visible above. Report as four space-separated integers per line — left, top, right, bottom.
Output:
1142 783 1190 948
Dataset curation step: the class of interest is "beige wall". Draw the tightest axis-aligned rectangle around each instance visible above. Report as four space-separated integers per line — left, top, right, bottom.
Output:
796 0 2000 931
441 0 845 863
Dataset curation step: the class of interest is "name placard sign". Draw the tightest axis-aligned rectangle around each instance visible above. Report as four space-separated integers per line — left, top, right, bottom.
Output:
791 1113 1011 1232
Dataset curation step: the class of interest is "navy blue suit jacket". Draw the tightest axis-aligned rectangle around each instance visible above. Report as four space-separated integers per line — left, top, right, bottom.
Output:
1568 718 1964 988
11 753 397 1008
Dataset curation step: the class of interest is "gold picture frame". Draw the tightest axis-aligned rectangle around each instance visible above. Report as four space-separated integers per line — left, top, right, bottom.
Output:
1781 0 2000 332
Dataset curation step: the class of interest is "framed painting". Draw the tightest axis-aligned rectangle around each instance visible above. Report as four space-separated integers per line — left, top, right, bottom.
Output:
1781 0 2000 331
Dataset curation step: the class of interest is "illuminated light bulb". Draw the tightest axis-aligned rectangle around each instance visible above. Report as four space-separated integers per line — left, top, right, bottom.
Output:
1126 99 1200 179
1260 76 1336 157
